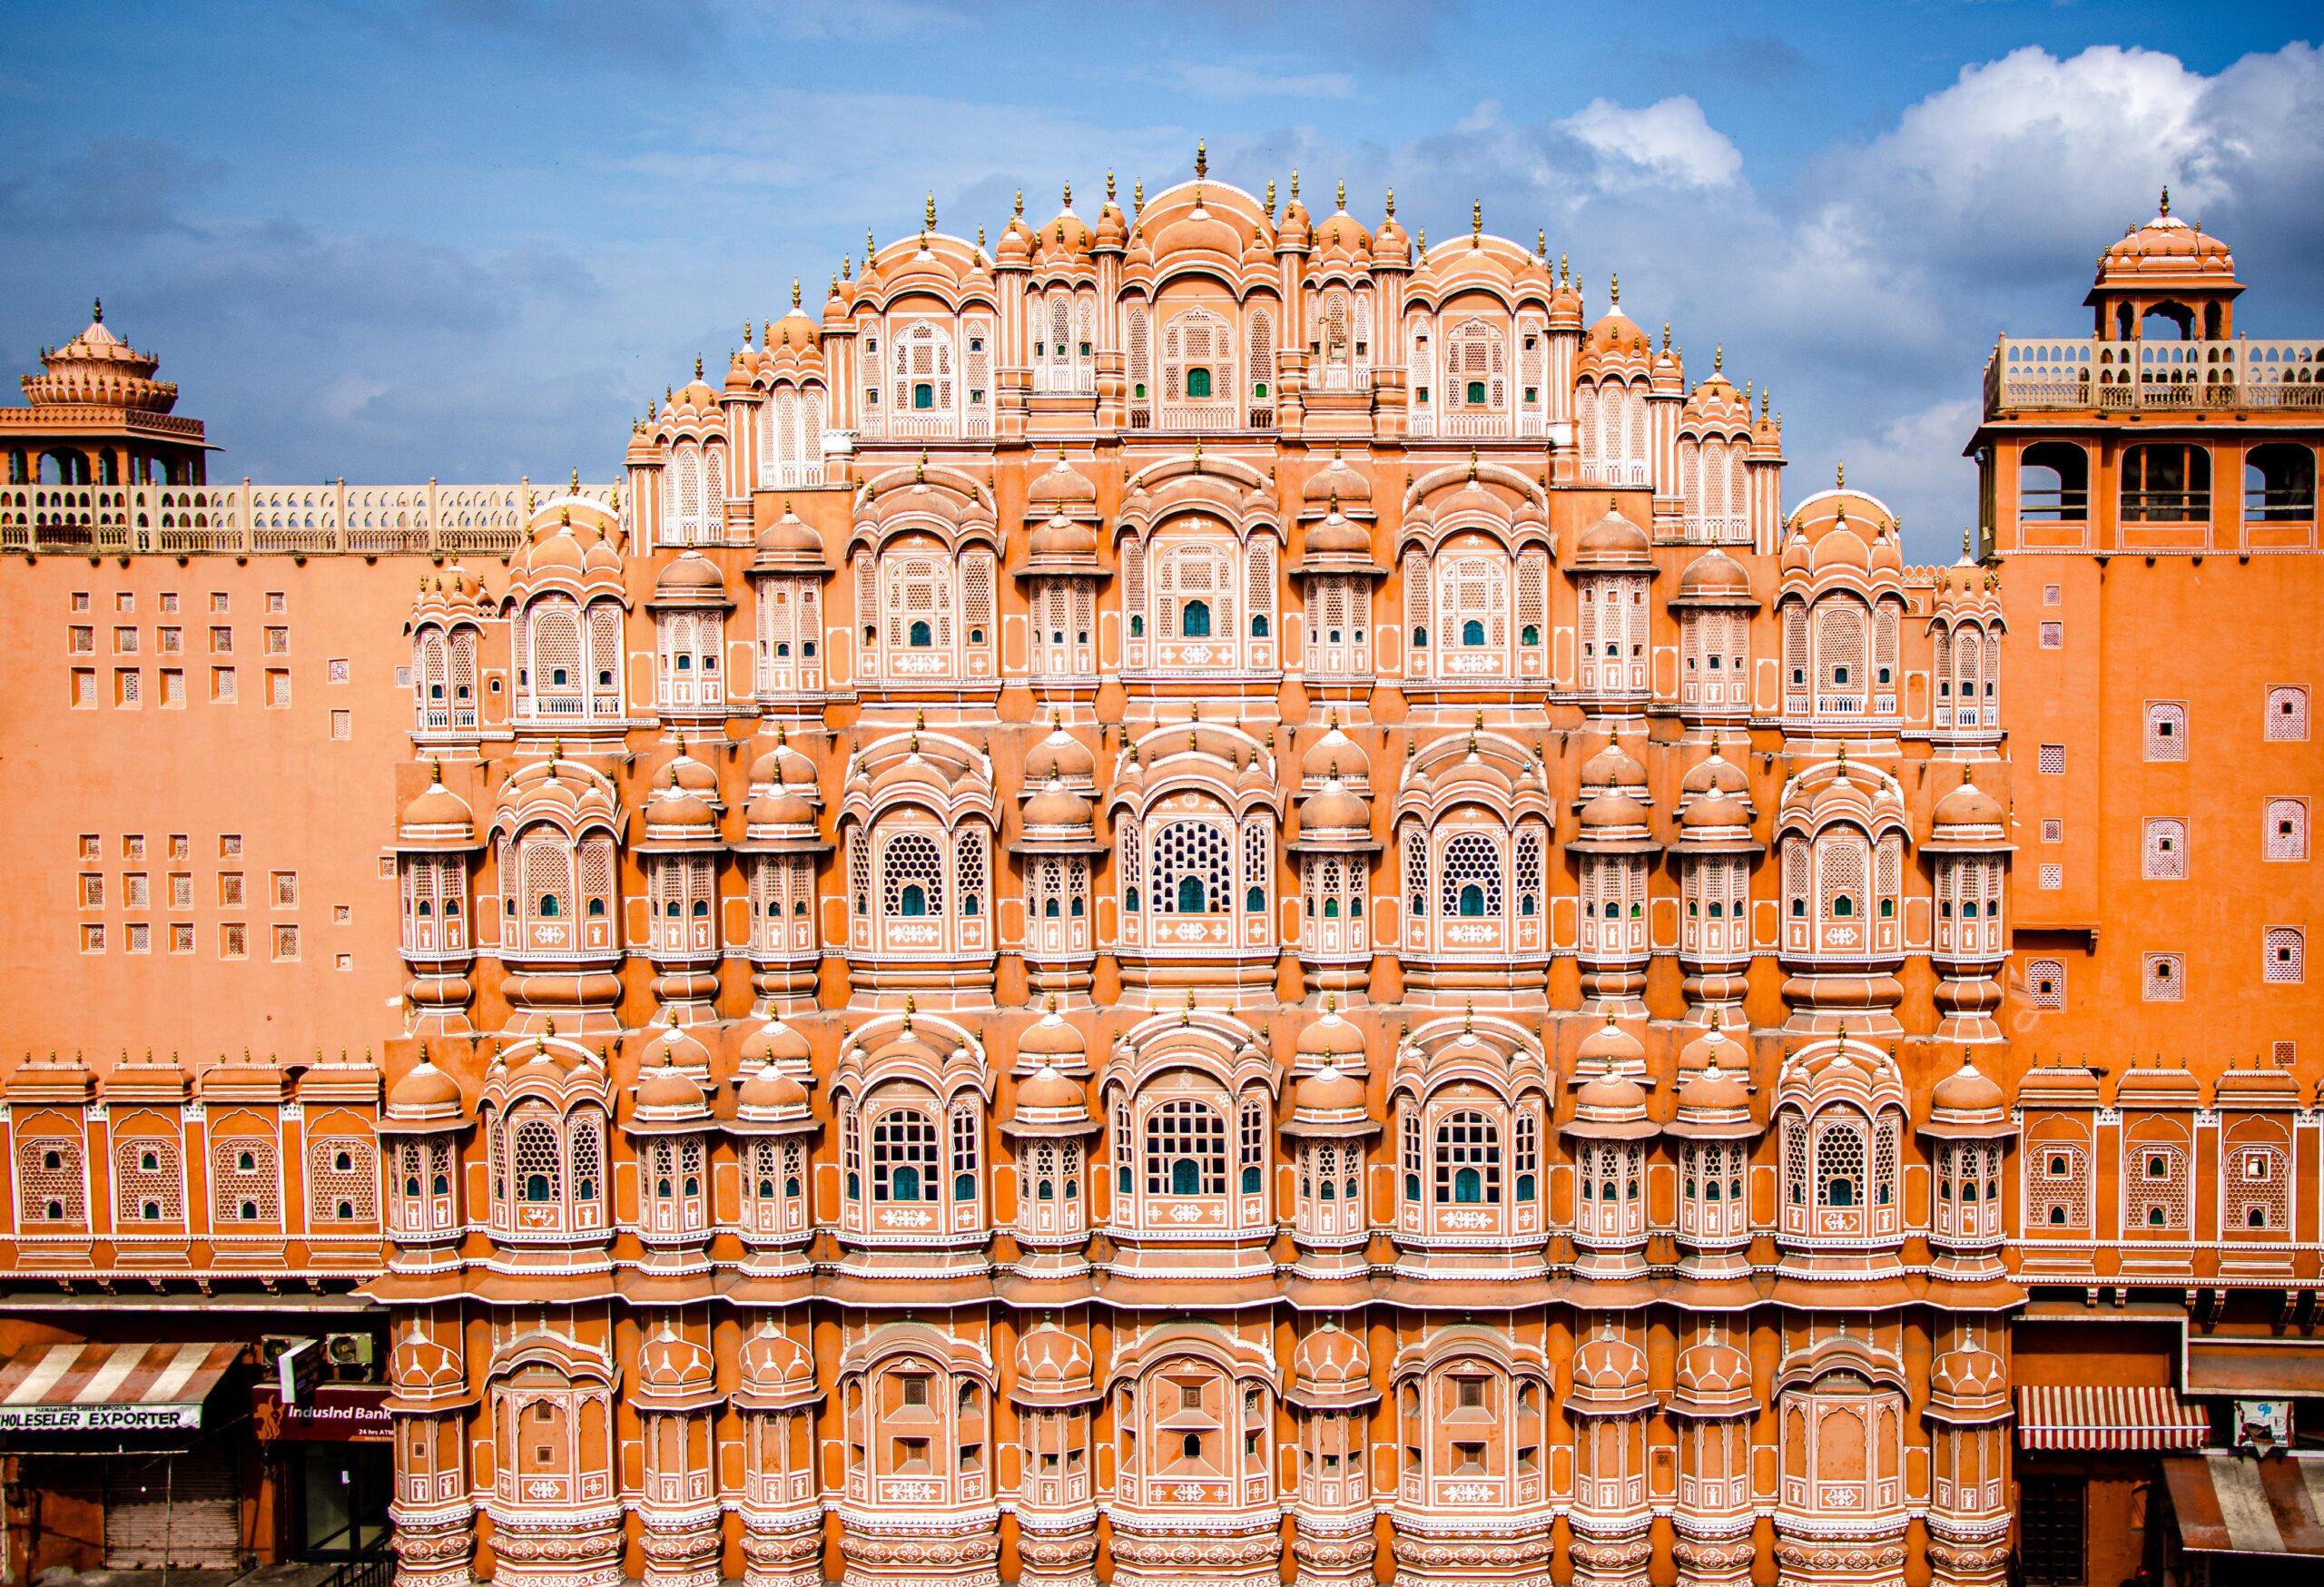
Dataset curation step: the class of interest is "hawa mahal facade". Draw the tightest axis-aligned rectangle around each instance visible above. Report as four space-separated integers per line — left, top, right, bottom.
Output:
0 164 2317 1587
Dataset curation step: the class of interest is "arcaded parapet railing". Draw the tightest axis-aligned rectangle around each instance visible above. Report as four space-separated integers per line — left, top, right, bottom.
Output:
1984 336 2324 416
0 478 624 556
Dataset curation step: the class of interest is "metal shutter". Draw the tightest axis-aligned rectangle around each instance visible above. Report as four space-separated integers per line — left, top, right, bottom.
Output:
104 1450 242 1569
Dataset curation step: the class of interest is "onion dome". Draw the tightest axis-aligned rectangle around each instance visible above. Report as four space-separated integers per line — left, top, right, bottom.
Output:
1299 714 1369 786
1012 1326 1098 1406
22 301 179 413
1146 183 1245 261
1288 1324 1375 1410
2214 1059 2302 1110
632 1057 711 1129
1314 184 1372 265
1924 1052 2011 1138
643 764 719 843
1581 734 1649 795
1022 764 1095 833
1295 996 1367 1070
383 1056 464 1129
2093 189 2239 291
1016 999 1088 1070
734 1059 812 1128
1301 500 1374 563
1575 1011 1647 1079
1810 517 1872 575
1025 718 1095 786
1572 500 1653 570
1038 184 1093 262
634 1323 719 1410
1275 173 1313 248
996 190 1037 267
1299 774 1371 836
1026 454 1099 520
737 1016 812 1076
1567 1073 1655 1141
1678 1014 1748 1078
1579 294 1653 376
1928 1337 2010 1422
652 550 728 606
389 1326 467 1401
1371 192 1410 266
754 498 829 569
1569 1328 1654 1414
399 764 478 849
1671 547 1757 606
1680 748 1749 802
1579 788 1650 833
1093 172 1129 251
1235 749 1275 799
747 724 819 793
735 1322 821 1411
1241 222 1275 273
1293 1061 1366 1118
671 360 722 419
1779 516 1812 576
1301 448 1374 516
1930 766 2005 841
1670 1335 1755 1417
1669 1054 1755 1139
1677 789 1755 851
745 779 817 833
1026 511 1099 565
1007 1063 1092 1138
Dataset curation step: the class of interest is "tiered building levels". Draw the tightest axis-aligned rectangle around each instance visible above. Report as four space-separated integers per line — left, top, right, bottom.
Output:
0 173 2315 1587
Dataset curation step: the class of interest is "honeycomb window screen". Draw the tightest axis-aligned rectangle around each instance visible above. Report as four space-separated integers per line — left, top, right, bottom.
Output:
2264 927 2305 984
2038 863 2063 891
2039 621 2063 649
2142 952 2185 1002
114 1138 184 1225
2024 958 2066 1010
878 832 944 917
2265 685 2309 742
2123 1143 2189 1232
1439 832 1504 920
2026 1143 2090 1230
2142 818 2188 880
2225 1145 2290 1232
2143 702 2187 762
309 1138 378 1224
2265 799 2309 862
211 1135 281 1225
17 1138 86 1226
2038 744 2065 775
1150 820 1231 915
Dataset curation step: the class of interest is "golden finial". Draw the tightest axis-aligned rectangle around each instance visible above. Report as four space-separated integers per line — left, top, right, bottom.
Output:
1662 321 1671 352
744 320 753 347
1836 459 1845 488
1290 169 1300 200
1195 140 1207 178
430 760 443 785
693 353 703 380
915 448 927 483
976 224 985 251
1384 187 1395 217
1133 179 1144 212
901 992 914 1036
1106 168 1117 202
1560 252 1569 286
1610 271 1620 305
791 277 803 309
1761 389 1770 419
1537 228 1546 259
924 192 936 231
1467 447 1479 483
1265 177 1275 213
1182 990 1196 1026
1463 1000 1475 1036
1471 200 1482 240
1417 227 1426 252
91 297 103 323
1335 178 1345 211
2159 184 2171 216
1714 344 1723 373
1062 179 1072 209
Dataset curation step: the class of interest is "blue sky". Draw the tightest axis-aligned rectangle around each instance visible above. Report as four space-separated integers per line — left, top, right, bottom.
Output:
4 1 2319 558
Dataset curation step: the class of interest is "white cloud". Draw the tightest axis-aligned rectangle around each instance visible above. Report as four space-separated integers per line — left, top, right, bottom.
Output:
1169 63 1360 102
1559 96 1742 189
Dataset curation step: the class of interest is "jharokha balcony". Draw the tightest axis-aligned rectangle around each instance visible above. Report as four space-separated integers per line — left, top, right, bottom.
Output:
1984 335 2324 418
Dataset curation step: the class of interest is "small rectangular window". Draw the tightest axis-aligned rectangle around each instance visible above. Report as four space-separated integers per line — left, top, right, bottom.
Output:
71 668 97 708
71 592 90 612
123 873 149 910
158 626 182 653
160 592 179 615
115 592 133 614
265 669 290 707
328 658 350 684
2038 744 2065 775
2039 621 2063 648
82 924 105 953
78 834 100 860
264 626 289 655
272 924 299 961
210 626 232 654
160 668 185 706
212 665 236 702
336 952 352 971
220 922 248 959
331 708 351 739
113 626 138 654
210 592 229 614
170 874 192 909
220 872 245 908
170 922 194 955
125 923 150 954
266 591 286 614
2043 584 2063 606
272 872 299 908
220 833 242 859
115 668 141 706
2040 819 2063 843
2039 863 2063 891
67 625 93 653
123 834 143 861
80 874 103 908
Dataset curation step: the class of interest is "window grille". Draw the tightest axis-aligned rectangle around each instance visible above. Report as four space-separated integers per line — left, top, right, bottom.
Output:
1404 826 1429 918
2266 685 2309 741
2026 1142 2088 1229
881 831 945 917
2024 958 2066 1009
17 1138 85 1225
212 1134 281 1224
1439 832 1503 919
2124 1143 2188 1232
1814 1119 1866 1209
2142 952 2185 1001
2226 1144 2290 1231
1433 1110 1502 1206
872 1109 940 1202
2266 798 2309 862
1150 820 1231 914
2264 926 2305 984
115 1138 183 1224
2142 818 2188 880
2143 702 2186 762
2038 743 2065 775
1145 1099 1227 1196
310 1138 377 1223
2039 863 2063 890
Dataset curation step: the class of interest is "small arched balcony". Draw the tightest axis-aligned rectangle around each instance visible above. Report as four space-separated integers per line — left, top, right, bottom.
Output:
1101 1010 1279 1277
839 731 999 1006
1386 1014 1551 1274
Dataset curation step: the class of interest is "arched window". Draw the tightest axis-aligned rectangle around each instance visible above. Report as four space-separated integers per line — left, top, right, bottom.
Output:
1151 819 1231 916
1181 598 1212 638
1145 1099 1227 1196
1433 1110 1502 1207
881 832 944 918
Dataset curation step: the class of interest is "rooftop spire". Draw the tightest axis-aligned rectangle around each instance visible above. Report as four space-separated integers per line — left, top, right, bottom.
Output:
1195 139 1207 179
91 296 103 324
1106 168 1116 202
1335 177 1345 210
923 191 935 230
792 278 802 309
1471 199 1482 241
2159 183 2171 216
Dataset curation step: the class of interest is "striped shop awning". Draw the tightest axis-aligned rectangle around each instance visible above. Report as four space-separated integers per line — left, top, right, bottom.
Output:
2165 1454 2324 1556
0 1343 241 1434
2018 1384 2211 1451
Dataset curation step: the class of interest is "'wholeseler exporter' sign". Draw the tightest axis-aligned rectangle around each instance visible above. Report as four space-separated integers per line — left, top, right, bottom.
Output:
0 1403 201 1431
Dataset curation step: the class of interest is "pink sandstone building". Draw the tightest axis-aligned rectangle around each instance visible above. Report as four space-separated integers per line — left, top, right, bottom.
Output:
0 165 2317 1587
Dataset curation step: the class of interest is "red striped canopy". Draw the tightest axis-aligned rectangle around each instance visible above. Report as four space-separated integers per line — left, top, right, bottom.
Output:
2165 1454 2324 1556
0 1342 241 1433
2017 1384 2209 1451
